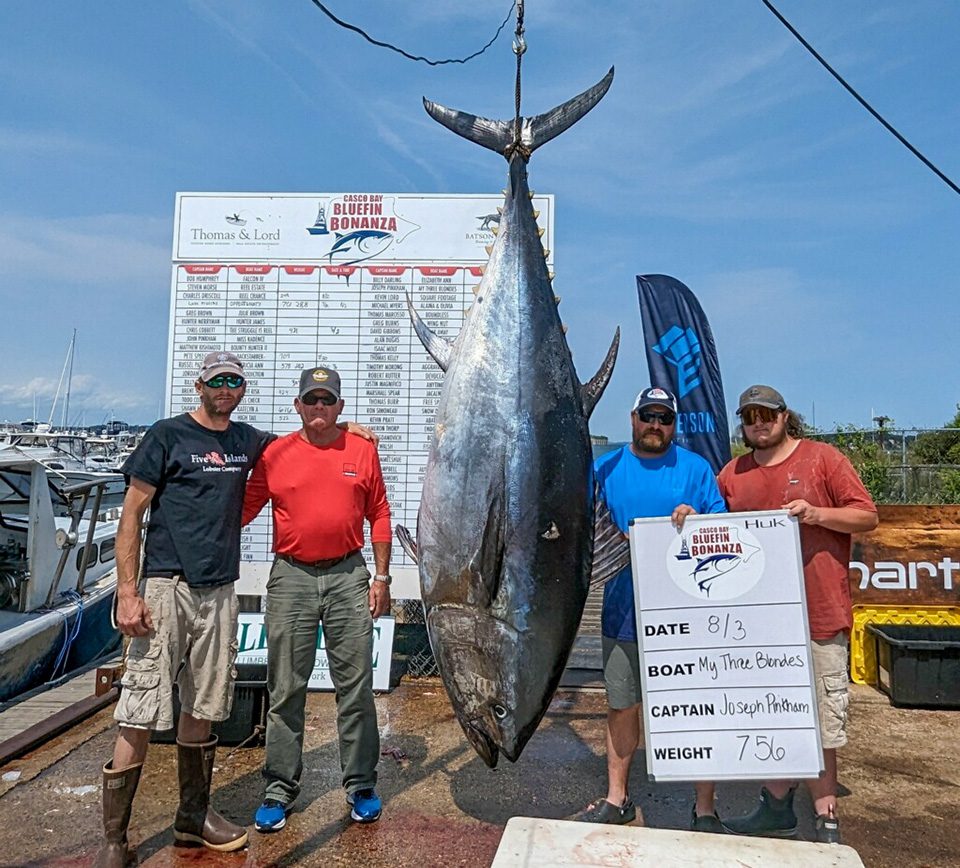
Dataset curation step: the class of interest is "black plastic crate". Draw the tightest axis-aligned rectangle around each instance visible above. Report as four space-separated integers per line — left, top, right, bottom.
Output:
868 624 960 709
152 662 268 746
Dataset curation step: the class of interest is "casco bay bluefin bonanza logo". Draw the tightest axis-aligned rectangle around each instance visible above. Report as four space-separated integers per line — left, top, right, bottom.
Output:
666 523 764 600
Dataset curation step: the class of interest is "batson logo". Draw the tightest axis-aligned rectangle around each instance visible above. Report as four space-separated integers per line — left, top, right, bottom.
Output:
667 523 764 600
652 324 701 399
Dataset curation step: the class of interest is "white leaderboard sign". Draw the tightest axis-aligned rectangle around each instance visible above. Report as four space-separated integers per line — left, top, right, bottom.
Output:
630 510 824 782
166 192 554 597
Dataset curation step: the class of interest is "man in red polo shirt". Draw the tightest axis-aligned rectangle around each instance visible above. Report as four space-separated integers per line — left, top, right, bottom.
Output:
242 366 392 833
715 385 878 845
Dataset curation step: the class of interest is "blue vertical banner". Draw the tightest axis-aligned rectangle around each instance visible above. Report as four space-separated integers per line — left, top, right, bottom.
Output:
636 274 731 474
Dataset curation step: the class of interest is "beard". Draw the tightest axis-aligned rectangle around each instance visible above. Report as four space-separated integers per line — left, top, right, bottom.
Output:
200 389 241 418
743 424 788 450
633 431 670 455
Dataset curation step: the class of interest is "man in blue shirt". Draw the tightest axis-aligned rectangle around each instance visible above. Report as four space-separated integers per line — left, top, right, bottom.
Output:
573 387 726 830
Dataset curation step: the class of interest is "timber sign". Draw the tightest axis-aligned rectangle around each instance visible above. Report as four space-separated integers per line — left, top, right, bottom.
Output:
630 511 824 782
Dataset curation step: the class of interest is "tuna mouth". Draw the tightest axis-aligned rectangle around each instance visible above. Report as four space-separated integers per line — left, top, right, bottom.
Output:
464 721 499 769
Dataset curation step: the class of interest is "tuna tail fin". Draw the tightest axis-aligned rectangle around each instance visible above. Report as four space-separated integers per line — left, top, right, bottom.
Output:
423 67 614 159
580 327 620 418
406 292 453 371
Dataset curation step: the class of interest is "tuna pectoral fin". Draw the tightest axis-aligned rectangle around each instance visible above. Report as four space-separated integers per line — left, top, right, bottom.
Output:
470 491 505 606
581 327 620 419
423 67 614 157
406 292 452 371
590 492 631 588
396 525 418 563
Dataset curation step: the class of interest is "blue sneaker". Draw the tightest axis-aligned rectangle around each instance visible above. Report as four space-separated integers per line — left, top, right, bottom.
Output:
347 788 382 823
254 799 288 833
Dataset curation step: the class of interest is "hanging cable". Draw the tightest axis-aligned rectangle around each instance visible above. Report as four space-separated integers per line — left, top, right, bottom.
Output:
307 1 515 66
761 0 959 197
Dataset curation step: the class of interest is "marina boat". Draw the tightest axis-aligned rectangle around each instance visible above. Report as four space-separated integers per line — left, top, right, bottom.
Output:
0 453 122 703
0 432 126 509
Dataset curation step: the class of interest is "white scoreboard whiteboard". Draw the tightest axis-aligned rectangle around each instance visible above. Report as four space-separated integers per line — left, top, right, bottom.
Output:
166 192 554 598
629 510 824 782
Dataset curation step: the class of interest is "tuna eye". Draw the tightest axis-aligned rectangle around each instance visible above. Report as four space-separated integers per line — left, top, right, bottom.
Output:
492 703 508 719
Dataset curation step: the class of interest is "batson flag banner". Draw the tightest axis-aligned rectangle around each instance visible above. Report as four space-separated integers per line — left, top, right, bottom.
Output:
637 274 731 474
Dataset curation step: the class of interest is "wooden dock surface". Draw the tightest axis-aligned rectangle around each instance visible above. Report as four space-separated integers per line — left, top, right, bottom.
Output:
0 661 117 746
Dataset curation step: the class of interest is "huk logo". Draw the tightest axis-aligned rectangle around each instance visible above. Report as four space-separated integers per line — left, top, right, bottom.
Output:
667 523 764 600
652 325 702 398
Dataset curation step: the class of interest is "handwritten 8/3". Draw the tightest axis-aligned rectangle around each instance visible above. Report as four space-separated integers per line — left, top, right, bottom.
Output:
708 614 746 641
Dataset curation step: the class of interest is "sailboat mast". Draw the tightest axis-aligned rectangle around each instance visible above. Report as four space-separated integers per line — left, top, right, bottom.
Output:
63 329 76 430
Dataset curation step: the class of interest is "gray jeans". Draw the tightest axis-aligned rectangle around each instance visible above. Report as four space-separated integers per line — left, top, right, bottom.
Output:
263 552 379 804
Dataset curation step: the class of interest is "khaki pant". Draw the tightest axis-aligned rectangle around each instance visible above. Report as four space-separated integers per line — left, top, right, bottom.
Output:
262 552 379 805
812 632 850 750
114 576 239 731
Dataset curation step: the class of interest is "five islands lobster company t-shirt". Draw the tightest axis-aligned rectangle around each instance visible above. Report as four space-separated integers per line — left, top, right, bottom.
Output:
122 414 274 588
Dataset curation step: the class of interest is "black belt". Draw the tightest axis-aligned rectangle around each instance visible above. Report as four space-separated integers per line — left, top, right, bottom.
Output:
145 569 180 579
277 550 359 571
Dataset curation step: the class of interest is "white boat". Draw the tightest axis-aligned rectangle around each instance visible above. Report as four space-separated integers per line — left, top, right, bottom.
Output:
0 453 122 703
0 433 126 510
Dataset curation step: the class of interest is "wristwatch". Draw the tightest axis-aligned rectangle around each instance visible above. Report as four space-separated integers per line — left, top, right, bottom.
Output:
373 574 392 586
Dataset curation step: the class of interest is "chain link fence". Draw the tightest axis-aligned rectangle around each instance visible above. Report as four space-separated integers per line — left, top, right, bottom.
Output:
392 598 439 677
810 427 960 505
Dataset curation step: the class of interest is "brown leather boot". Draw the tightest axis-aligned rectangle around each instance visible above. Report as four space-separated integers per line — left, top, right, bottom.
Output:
172 736 248 851
93 761 142 868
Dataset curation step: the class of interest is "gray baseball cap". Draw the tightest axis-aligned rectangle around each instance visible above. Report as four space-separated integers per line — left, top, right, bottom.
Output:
298 366 341 400
199 350 244 381
737 384 786 414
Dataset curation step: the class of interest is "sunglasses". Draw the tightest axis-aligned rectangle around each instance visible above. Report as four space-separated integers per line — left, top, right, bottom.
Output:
636 409 676 426
301 391 339 406
203 374 245 389
741 406 781 425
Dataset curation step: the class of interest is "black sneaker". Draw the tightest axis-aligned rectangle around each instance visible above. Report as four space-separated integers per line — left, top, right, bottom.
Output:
690 807 725 834
815 812 841 844
570 797 639 825
722 787 797 838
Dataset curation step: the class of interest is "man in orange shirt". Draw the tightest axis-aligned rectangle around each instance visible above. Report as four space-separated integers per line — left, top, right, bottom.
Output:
715 385 878 844
243 366 392 832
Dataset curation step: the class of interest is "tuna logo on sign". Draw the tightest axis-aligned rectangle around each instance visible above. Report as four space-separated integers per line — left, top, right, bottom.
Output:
668 524 764 600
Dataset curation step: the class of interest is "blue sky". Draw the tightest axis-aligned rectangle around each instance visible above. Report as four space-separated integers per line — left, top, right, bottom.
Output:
1 1 958 440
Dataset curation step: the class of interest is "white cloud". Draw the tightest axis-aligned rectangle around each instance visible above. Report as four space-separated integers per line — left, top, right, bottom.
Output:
0 214 169 286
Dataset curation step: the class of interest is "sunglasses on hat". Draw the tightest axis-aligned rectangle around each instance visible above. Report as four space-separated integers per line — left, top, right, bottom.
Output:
203 374 245 389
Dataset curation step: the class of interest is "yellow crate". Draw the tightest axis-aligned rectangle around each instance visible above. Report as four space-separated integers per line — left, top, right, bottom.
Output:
851 605 960 685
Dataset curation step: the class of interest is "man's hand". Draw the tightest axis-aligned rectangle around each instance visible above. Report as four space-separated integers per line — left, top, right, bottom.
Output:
671 503 696 529
115 591 154 637
340 420 379 446
368 581 391 619
784 499 822 525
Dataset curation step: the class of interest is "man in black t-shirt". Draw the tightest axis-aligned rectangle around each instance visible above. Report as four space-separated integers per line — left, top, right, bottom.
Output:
94 351 268 865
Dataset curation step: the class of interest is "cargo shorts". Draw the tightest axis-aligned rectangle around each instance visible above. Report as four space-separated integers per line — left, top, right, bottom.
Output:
114 575 239 731
602 636 643 710
812 631 850 750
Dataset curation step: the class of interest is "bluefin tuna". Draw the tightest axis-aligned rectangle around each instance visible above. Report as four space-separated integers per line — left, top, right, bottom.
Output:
397 68 626 767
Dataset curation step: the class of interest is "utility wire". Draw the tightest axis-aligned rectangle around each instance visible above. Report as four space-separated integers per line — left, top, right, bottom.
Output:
761 0 959 197
307 0 516 66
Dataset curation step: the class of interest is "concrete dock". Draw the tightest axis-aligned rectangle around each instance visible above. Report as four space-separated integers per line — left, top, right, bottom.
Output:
0 678 958 867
